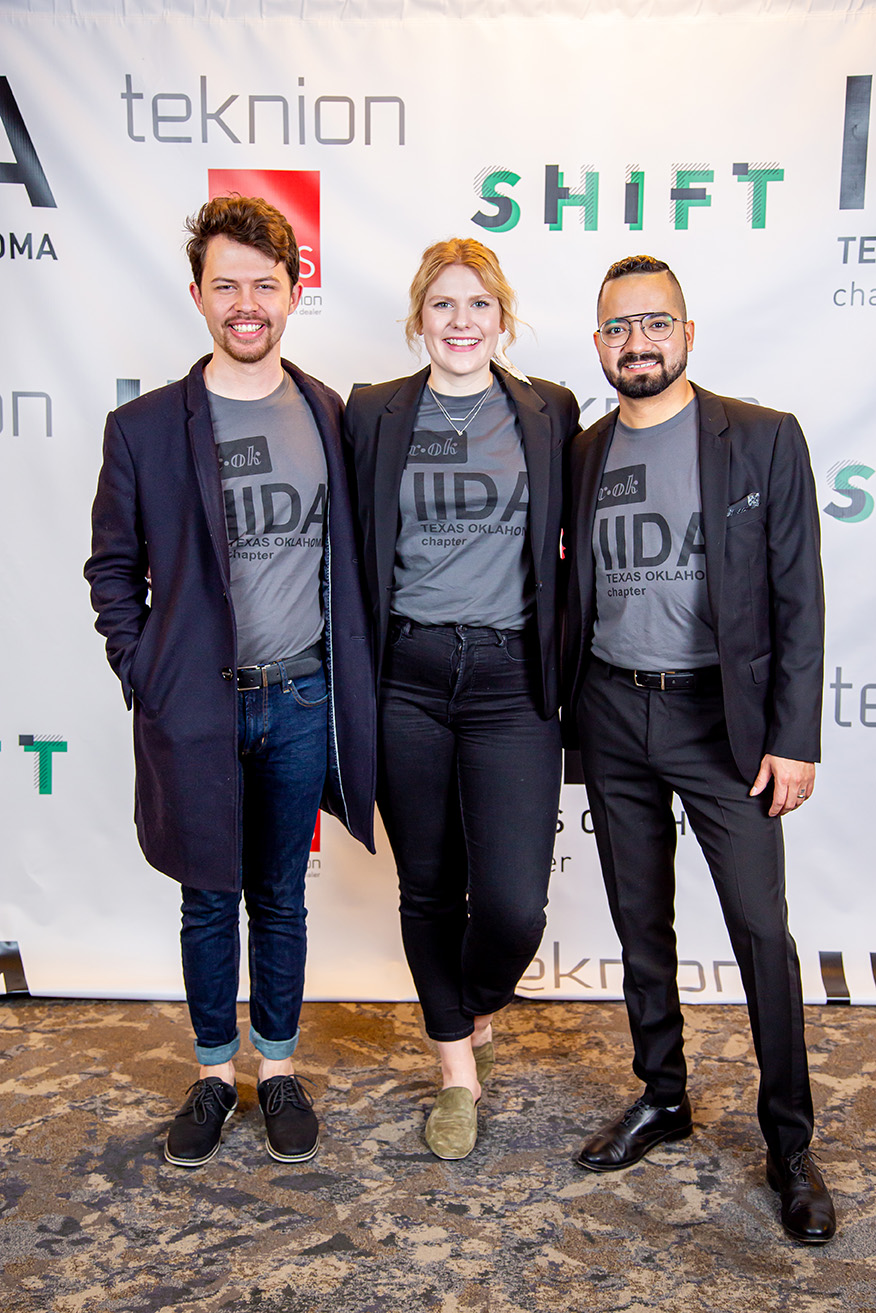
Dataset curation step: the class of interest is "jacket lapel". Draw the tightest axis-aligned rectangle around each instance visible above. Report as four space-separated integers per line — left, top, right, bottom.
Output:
578 412 615 585
284 359 342 492
185 357 231 588
373 367 430 603
695 384 731 635
564 411 614 702
498 370 552 568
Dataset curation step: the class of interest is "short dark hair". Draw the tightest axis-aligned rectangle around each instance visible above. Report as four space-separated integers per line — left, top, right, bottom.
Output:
597 254 687 321
185 195 300 288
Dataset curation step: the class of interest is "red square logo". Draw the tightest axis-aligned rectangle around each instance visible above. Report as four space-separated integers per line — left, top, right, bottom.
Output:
310 812 321 853
208 170 321 288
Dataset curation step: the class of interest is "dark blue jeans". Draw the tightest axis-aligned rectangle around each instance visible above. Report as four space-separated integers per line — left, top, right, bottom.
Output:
180 668 328 1064
378 620 562 1041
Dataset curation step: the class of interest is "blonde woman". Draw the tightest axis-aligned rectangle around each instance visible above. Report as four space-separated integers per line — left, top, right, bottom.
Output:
345 239 580 1158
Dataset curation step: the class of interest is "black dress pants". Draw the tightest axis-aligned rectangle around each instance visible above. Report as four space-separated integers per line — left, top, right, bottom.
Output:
378 619 562 1041
578 659 814 1161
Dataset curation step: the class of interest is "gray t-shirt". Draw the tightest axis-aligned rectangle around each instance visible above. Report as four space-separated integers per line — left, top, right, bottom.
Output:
392 382 533 629
592 398 718 669
209 374 327 666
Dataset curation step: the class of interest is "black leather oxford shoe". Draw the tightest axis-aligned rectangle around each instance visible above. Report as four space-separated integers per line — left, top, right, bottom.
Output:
766 1149 836 1243
576 1094 693 1171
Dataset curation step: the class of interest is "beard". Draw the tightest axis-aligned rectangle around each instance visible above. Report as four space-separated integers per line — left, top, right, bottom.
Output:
603 348 687 399
216 320 282 364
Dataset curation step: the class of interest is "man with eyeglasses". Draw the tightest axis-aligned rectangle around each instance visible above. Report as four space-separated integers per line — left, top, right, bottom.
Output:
563 255 835 1243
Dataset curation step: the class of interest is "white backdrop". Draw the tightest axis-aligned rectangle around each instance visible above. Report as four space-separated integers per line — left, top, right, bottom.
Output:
2 0 874 1005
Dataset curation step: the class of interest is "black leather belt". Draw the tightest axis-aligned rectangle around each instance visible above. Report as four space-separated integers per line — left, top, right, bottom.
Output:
597 658 721 692
390 617 531 641
222 642 323 690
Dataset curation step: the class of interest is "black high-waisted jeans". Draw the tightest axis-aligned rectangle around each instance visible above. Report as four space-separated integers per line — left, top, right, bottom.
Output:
377 619 562 1041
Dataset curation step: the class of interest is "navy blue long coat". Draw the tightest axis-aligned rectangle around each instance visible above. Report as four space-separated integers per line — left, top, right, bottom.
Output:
85 356 376 892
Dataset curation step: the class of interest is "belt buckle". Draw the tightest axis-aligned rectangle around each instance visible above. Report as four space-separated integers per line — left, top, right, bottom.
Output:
237 663 270 690
632 669 661 689
633 669 667 690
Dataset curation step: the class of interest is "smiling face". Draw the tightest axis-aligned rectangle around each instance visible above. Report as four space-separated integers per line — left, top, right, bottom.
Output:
420 264 504 394
190 234 301 369
595 271 694 402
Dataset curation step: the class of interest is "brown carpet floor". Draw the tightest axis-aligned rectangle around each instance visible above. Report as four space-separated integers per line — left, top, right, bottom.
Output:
1 997 874 1312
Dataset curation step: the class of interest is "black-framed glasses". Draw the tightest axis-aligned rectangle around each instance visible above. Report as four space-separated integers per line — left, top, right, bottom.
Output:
597 312 686 347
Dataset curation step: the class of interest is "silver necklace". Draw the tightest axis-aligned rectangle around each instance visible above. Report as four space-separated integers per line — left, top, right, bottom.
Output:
427 381 493 437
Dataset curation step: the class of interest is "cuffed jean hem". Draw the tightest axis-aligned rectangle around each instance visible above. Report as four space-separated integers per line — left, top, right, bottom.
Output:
426 1024 476 1043
250 1024 300 1061
194 1031 241 1065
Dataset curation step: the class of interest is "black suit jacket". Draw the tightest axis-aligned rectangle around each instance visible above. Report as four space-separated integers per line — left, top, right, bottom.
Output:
85 356 376 892
563 385 825 781
344 364 581 719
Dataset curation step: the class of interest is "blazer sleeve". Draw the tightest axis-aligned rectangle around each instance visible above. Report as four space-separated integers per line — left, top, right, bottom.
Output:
84 411 151 709
763 412 825 762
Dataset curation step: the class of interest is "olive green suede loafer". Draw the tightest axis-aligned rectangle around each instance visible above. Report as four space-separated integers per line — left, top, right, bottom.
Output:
424 1087 478 1160
472 1039 494 1086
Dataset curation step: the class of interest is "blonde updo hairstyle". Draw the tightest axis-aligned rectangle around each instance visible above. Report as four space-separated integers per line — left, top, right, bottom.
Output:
405 237 520 352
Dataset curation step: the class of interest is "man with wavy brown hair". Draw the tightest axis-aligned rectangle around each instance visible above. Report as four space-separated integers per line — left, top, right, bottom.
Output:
86 195 375 1170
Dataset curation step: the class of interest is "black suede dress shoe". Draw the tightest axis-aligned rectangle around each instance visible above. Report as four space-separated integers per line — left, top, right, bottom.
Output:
576 1095 693 1171
766 1149 836 1243
164 1076 238 1167
258 1074 319 1163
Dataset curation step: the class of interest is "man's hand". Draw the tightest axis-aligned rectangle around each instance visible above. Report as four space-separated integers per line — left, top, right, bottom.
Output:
749 755 815 817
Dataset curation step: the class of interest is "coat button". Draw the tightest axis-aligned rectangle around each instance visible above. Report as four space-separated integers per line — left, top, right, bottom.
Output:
221 668 233 680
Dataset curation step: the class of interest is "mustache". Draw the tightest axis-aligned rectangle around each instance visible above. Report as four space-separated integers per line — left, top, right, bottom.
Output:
618 351 663 368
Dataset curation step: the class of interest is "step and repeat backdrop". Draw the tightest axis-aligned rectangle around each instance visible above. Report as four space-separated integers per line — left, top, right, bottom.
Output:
2 0 875 1005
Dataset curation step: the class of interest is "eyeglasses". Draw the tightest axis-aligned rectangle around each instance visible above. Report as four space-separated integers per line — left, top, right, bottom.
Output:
597 312 686 347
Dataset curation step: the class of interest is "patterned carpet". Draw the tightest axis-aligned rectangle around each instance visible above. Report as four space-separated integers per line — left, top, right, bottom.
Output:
1 996 874 1313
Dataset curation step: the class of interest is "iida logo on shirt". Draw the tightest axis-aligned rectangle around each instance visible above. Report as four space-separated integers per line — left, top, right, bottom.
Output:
208 169 321 287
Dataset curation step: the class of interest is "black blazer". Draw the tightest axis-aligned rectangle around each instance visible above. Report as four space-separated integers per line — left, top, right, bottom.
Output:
85 356 376 892
344 364 581 719
562 384 825 782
